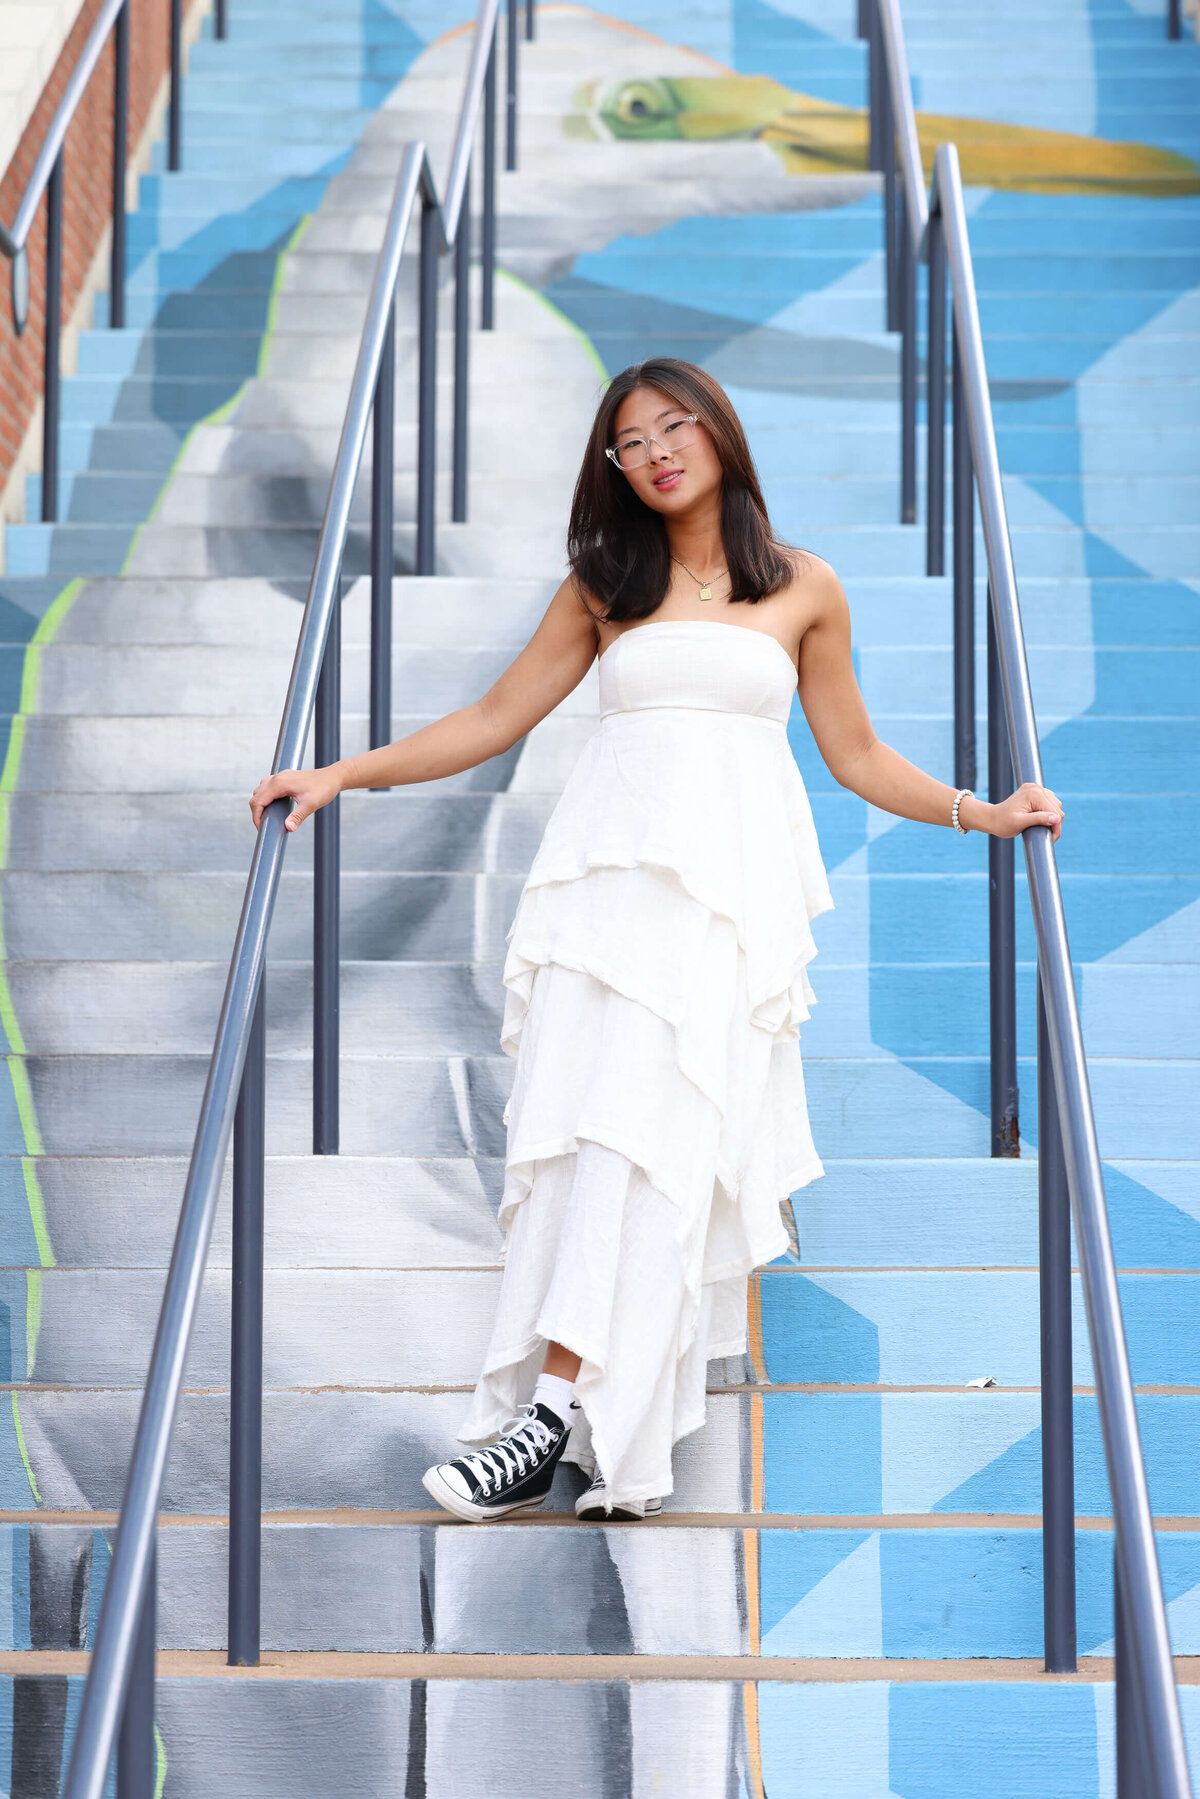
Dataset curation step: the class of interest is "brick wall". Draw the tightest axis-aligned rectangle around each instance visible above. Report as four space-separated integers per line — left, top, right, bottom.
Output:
0 0 206 503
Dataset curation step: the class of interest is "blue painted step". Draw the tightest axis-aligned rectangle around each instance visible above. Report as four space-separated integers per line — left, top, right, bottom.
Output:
758 1269 1200 1387
762 1391 1200 1516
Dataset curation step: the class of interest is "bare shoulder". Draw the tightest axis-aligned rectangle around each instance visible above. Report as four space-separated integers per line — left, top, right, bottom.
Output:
514 572 606 679
776 547 850 636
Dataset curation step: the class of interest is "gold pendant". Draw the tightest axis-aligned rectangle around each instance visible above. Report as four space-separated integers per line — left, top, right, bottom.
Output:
699 583 712 601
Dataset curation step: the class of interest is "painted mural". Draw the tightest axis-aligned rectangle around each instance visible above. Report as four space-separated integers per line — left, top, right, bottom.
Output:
0 0 1196 1792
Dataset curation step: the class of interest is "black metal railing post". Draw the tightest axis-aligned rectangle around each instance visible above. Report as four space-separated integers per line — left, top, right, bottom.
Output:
41 152 64 524
115 1542 155 1799
55 15 532 1794
110 1 128 329
370 305 395 758
1168 0 1182 37
881 57 898 332
505 0 518 171
453 161 471 523
866 0 883 173
951 317 975 792
899 189 916 524
216 0 228 39
525 0 535 39
229 971 265 1666
1038 972 1077 1671
313 583 341 1155
926 208 946 576
987 590 1019 1156
481 33 497 330
416 198 439 577
168 0 183 171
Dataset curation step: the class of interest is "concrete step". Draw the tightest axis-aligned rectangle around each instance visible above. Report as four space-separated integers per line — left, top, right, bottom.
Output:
4 870 1194 963
3 1386 1199 1517
10 572 1187 653
28 637 1195 719
27 642 586 716
13 1154 1199 1271
0 713 538 791
5 706 1196 796
2 1659 1186 1799
6 1515 1200 1659
5 949 1199 1065
69 322 590 387
12 1051 1198 1159
49 574 551 645
7 1264 1199 1391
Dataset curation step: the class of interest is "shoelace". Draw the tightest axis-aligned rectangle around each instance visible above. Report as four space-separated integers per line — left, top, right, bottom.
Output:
458 1407 557 1497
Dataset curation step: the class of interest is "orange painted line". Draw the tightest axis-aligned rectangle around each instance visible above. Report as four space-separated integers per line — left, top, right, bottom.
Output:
742 1678 768 1799
747 1271 769 1385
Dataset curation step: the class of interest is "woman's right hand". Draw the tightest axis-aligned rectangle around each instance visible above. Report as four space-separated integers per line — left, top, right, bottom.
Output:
249 764 343 833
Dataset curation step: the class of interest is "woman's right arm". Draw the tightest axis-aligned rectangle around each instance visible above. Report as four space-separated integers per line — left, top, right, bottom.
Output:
249 577 598 832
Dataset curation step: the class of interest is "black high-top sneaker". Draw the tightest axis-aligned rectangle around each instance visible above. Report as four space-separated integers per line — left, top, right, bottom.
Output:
422 1402 571 1522
575 1469 663 1522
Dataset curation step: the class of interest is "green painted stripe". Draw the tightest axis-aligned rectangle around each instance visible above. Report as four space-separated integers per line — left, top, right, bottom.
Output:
496 265 610 384
31 575 84 650
258 212 313 380
0 714 26 796
0 577 85 1303
121 212 315 576
0 966 26 1055
11 1393 40 1505
119 383 247 574
22 1158 54 1269
7 1056 44 1158
154 1724 167 1799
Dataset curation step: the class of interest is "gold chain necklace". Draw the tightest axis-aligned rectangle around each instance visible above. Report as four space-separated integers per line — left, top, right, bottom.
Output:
671 554 727 603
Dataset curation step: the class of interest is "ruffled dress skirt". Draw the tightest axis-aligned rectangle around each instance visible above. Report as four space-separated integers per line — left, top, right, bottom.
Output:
456 618 834 1504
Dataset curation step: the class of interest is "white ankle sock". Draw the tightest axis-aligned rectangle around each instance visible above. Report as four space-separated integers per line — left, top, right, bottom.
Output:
532 1372 576 1431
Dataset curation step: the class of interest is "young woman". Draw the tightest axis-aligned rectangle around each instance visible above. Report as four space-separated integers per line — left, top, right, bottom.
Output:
250 358 1063 1526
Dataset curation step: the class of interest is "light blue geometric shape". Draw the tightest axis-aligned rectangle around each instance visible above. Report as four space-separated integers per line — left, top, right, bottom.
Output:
759 1681 904 1799
881 1392 1037 1514
761 1532 882 1657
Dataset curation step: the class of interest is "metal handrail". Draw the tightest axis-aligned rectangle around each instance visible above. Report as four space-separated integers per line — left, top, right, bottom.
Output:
933 141 1191 1797
61 3 521 1794
1 0 217 523
866 2 1194 1791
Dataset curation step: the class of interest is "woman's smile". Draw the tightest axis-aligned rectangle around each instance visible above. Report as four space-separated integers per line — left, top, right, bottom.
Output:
651 466 683 490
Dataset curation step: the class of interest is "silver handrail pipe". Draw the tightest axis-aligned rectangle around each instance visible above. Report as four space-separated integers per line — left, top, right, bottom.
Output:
61 3 523 1794
0 0 207 525
865 1 1193 1791
932 141 1191 1799
1 0 216 524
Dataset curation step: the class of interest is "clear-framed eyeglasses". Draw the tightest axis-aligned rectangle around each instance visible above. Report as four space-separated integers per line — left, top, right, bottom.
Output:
606 412 699 471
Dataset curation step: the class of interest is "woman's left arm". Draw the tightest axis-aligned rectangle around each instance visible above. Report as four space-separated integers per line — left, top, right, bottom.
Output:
795 559 1064 841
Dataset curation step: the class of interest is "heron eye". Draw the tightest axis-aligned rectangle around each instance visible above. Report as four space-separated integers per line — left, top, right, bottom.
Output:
604 79 677 134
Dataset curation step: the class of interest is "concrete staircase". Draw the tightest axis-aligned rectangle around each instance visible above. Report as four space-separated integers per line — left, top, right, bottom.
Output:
0 0 1197 1793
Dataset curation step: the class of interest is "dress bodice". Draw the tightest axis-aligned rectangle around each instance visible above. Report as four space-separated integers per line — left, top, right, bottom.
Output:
597 620 797 726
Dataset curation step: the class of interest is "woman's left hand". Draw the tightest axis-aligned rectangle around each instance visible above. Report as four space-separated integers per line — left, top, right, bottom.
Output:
990 781 1064 843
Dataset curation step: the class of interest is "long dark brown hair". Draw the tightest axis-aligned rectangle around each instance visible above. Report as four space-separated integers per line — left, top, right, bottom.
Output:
567 358 795 621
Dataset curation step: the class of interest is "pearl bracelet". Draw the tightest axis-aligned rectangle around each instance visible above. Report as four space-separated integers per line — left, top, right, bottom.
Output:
952 788 973 834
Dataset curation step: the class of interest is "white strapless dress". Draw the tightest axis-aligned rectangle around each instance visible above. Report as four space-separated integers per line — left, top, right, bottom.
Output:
456 618 834 1503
